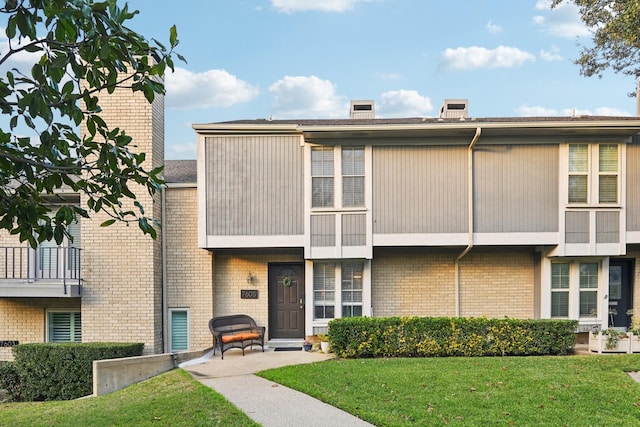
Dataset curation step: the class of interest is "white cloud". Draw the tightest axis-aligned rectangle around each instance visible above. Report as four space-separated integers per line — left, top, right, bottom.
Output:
539 46 562 61
166 140 197 160
515 105 632 117
268 75 346 118
440 46 535 70
515 105 559 116
271 0 377 13
486 20 502 34
378 90 433 117
533 0 590 38
165 67 259 110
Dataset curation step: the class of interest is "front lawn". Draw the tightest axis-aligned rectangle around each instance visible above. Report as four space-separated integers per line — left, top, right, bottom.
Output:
0 369 258 427
259 354 640 426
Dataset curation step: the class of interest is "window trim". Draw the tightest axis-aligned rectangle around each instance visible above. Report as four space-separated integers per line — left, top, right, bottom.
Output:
169 308 190 352
566 143 619 206
543 257 606 326
46 309 81 343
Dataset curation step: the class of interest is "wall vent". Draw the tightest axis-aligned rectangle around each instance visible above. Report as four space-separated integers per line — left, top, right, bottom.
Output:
350 100 375 119
439 99 469 119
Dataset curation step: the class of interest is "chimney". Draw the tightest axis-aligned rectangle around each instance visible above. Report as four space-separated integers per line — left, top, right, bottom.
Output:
350 100 375 119
439 99 469 119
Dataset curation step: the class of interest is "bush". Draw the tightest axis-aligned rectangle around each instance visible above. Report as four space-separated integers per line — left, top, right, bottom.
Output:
0 361 21 402
10 342 144 401
328 317 577 358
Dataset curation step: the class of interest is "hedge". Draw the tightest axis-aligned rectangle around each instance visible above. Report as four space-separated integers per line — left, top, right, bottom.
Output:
2 342 143 401
328 317 578 358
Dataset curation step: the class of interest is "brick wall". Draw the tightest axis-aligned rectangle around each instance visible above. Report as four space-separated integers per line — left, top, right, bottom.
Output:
79 80 164 354
164 186 213 351
213 252 304 338
372 248 535 319
0 297 79 360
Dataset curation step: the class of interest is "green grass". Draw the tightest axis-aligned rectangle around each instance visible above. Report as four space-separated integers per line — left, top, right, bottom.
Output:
259 354 640 426
0 369 258 427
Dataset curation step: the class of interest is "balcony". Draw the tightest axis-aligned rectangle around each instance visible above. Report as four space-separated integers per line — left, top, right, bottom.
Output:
0 246 82 297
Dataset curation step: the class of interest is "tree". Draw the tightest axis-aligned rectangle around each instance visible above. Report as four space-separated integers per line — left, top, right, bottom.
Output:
0 0 184 247
552 0 640 93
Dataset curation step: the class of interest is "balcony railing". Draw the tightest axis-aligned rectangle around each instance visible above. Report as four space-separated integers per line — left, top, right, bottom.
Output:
0 246 82 295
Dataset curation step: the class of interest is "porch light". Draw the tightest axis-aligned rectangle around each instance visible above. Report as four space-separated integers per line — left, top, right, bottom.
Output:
247 272 256 285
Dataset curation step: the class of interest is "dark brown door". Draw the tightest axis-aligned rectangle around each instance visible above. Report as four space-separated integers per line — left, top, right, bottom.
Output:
268 263 305 339
609 259 634 328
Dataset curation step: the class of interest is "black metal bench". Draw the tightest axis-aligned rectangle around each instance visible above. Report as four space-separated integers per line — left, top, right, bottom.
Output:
208 314 265 359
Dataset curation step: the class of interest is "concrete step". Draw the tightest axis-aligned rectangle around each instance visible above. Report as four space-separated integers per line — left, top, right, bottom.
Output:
266 339 304 349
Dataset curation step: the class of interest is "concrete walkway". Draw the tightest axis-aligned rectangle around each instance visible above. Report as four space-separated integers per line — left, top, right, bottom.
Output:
181 347 374 427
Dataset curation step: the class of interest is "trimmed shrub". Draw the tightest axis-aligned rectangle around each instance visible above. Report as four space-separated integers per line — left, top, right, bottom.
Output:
11 342 144 401
0 361 21 402
328 317 577 358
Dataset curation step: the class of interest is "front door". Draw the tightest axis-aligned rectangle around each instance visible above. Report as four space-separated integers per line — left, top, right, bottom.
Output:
609 259 634 329
268 263 305 339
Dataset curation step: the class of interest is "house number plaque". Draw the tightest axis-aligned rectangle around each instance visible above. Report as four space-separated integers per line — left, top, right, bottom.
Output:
240 290 258 299
0 341 19 347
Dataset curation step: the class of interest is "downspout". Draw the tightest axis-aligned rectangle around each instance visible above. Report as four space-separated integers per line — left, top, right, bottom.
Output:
454 127 481 317
161 185 168 353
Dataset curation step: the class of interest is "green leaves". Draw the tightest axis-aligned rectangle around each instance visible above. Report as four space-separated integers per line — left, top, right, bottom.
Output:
0 0 185 247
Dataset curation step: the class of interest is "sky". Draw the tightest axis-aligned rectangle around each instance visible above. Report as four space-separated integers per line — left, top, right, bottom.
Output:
64 1 640 158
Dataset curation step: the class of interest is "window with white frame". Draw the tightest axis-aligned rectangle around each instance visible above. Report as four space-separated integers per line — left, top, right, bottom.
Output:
311 147 334 208
170 309 189 351
551 263 570 317
342 146 365 207
313 262 335 319
47 311 81 343
550 261 599 319
341 262 363 317
568 144 618 204
579 263 598 317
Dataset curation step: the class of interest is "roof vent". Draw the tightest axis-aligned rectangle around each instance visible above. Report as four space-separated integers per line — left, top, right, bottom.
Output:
439 99 468 119
350 100 375 119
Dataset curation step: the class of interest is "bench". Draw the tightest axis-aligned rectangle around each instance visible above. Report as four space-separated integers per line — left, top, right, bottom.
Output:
208 314 265 359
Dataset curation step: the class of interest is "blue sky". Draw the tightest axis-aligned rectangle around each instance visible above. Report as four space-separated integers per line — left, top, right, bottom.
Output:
129 1 636 158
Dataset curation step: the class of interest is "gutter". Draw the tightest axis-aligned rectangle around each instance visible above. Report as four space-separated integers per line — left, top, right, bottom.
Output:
161 185 168 352
454 127 481 317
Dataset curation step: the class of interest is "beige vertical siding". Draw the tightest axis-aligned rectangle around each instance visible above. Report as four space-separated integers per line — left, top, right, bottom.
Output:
627 145 640 230
373 146 467 234
566 211 589 243
310 214 335 246
596 211 619 243
165 187 214 351
205 135 304 236
342 214 366 246
475 144 558 232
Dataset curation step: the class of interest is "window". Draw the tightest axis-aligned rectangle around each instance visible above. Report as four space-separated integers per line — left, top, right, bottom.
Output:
568 144 588 203
313 262 335 319
549 261 599 319
568 144 618 204
342 147 365 207
47 311 81 343
341 262 363 317
579 263 598 317
598 144 618 203
311 147 334 208
170 309 189 351
551 263 569 317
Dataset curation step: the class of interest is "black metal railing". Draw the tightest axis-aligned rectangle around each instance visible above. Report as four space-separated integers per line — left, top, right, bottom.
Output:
0 246 82 294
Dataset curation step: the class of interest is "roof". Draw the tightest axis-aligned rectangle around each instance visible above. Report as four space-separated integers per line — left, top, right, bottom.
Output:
193 116 640 142
164 160 196 184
